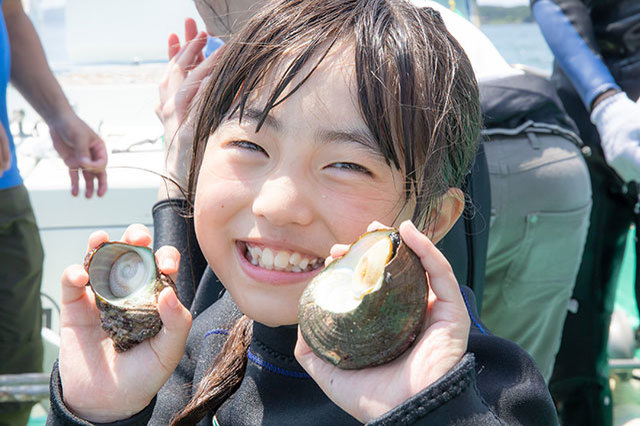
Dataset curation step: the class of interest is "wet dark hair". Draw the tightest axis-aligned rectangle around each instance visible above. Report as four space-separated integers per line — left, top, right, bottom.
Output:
186 0 480 229
172 0 480 424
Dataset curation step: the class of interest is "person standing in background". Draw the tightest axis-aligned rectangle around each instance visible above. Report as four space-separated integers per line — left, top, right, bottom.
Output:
0 0 107 424
531 0 640 424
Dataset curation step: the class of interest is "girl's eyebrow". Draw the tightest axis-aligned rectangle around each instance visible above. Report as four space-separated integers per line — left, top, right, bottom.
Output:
315 129 382 155
228 107 381 154
227 107 281 131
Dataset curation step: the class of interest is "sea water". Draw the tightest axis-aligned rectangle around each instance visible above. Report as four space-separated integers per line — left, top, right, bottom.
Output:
482 22 554 74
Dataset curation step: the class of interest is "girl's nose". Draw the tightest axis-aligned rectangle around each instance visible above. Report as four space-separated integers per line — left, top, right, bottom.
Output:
252 176 314 227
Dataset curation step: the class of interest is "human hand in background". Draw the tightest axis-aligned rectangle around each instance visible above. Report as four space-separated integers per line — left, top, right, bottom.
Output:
0 121 10 178
295 220 470 423
48 111 108 198
591 91 640 183
156 18 215 199
58 225 191 423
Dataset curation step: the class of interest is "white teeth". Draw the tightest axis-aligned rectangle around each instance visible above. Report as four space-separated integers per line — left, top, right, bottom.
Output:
275 251 289 269
261 248 274 269
299 258 309 270
244 243 320 273
289 252 301 266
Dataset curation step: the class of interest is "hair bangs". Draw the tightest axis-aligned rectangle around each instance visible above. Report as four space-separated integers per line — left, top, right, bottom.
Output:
187 0 479 230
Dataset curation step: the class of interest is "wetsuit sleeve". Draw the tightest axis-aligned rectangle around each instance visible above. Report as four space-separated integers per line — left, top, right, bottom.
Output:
46 312 210 425
46 360 156 425
530 0 620 110
152 198 207 309
367 287 558 425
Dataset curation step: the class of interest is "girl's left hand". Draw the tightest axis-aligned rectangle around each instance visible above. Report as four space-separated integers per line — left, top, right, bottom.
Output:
294 220 470 423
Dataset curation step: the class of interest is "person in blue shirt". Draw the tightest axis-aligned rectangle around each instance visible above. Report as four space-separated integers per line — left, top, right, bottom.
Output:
0 1 107 424
531 0 640 424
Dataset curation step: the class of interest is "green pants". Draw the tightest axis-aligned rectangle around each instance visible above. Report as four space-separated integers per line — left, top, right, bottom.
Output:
0 184 44 426
482 134 592 382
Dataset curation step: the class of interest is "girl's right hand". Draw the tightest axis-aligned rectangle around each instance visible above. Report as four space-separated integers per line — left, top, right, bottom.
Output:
58 224 192 422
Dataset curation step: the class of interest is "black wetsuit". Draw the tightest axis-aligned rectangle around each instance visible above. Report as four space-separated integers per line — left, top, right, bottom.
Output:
530 1 640 425
46 200 558 425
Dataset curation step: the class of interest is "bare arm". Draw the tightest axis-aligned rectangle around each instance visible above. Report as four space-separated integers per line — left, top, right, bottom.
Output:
3 0 72 121
2 0 108 197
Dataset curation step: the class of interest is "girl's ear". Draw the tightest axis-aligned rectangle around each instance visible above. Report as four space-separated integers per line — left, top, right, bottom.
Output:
425 188 465 243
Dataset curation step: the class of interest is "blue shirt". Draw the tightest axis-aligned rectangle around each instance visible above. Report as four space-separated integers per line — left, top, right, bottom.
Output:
0 0 23 190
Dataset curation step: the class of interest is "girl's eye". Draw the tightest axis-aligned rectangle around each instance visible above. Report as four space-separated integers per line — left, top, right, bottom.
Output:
228 140 267 155
328 162 373 176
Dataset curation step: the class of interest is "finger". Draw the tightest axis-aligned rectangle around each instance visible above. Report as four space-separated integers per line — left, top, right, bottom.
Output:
86 138 108 169
120 224 152 247
74 140 92 169
87 230 110 252
168 33 181 59
184 18 198 42
366 221 390 232
329 244 350 259
82 169 94 199
175 32 207 72
398 220 462 304
68 169 80 197
155 245 181 282
61 264 91 304
184 19 204 66
152 287 192 373
166 33 208 99
96 169 107 197
84 142 108 197
190 44 222 83
174 48 220 110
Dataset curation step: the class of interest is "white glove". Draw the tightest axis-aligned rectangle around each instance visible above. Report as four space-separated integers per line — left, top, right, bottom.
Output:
590 92 640 182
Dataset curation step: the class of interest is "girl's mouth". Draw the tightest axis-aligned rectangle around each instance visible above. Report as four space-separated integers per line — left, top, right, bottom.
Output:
242 242 324 273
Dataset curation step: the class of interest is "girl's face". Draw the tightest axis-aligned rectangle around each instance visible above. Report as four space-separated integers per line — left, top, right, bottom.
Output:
194 45 409 326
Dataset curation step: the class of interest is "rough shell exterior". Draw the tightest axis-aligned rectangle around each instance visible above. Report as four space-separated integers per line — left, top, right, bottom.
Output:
84 242 176 352
298 230 428 369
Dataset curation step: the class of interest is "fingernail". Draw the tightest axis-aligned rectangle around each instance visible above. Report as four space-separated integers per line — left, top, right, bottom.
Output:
166 289 179 309
69 268 85 282
162 258 175 271
400 220 415 231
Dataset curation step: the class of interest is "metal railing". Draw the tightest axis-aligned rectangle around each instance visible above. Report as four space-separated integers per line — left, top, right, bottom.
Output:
0 373 50 403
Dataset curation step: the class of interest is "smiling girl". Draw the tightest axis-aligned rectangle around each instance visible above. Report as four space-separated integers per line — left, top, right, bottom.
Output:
48 0 556 424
